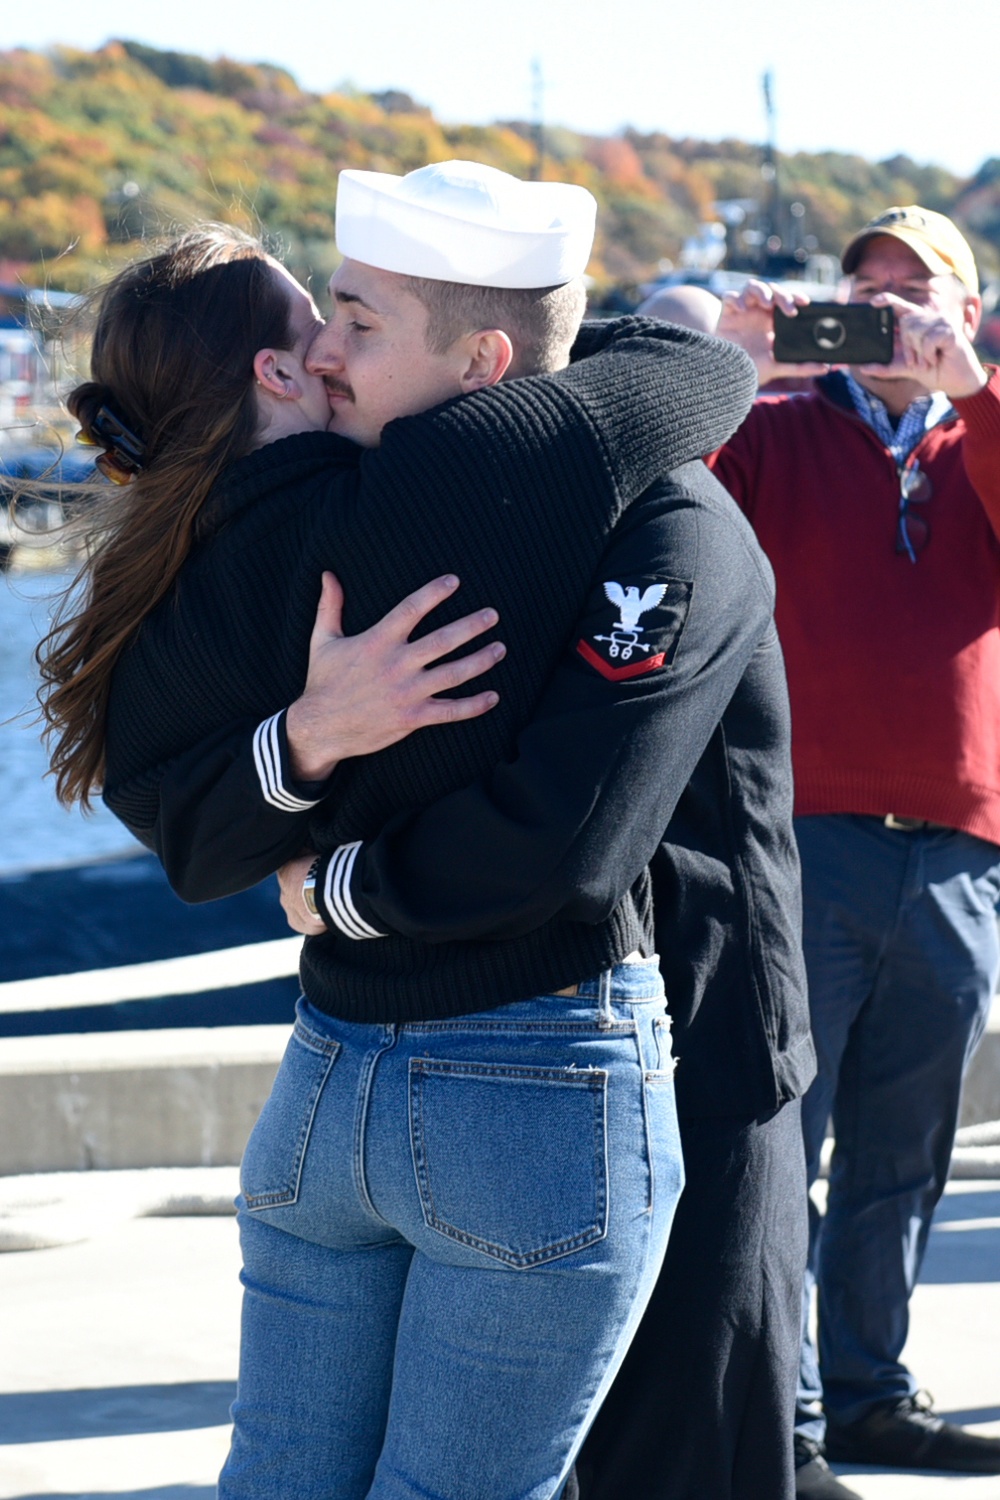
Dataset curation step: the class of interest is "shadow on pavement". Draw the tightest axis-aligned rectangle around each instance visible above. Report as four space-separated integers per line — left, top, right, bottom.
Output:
0 1381 235 1442
921 1224 1000 1283
12 1490 215 1500
938 1404 1000 1425
933 1189 1000 1223
915 1186 1000 1284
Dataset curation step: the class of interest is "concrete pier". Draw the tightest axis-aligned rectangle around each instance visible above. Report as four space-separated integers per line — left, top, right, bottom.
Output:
0 909 996 1497
0 1026 289 1176
0 1176 996 1499
0 940 997 1178
0 937 301 1176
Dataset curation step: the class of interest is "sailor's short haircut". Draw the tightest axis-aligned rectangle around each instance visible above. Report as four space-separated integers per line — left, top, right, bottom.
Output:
401 275 588 375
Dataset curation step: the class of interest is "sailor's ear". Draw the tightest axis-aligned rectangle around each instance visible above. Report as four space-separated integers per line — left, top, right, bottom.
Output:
253 349 300 399
459 329 514 392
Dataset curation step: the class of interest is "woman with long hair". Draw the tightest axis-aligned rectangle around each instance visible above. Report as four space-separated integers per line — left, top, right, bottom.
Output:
35 197 758 1498
39 224 500 810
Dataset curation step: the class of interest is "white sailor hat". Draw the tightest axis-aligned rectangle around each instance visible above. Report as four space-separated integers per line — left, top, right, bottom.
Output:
335 159 597 288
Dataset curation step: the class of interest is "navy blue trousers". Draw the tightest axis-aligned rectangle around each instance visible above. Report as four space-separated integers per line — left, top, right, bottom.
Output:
794 815 1000 1439
575 1100 807 1500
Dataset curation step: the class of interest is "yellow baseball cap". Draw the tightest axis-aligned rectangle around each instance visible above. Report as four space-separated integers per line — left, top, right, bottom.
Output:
842 206 978 295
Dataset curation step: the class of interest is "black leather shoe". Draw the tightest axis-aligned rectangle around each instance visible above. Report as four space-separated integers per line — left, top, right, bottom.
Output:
826 1393 1000 1473
794 1436 863 1499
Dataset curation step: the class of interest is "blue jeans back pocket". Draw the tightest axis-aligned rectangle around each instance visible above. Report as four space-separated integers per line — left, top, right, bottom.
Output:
242 1015 340 1211
409 1058 608 1268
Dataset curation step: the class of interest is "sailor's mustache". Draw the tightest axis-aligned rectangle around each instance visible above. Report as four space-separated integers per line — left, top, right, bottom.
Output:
323 377 355 402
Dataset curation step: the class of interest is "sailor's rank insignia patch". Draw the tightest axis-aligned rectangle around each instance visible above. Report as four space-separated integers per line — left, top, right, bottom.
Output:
575 576 694 681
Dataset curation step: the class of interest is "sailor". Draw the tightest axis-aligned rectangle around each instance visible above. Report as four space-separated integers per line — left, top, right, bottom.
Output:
50 160 807 1498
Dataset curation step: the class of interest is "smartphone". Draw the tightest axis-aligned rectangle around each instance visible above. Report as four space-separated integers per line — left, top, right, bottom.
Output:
773 303 895 365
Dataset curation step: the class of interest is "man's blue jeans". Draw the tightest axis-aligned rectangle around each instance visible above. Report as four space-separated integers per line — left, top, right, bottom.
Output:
219 959 683 1500
794 815 1000 1441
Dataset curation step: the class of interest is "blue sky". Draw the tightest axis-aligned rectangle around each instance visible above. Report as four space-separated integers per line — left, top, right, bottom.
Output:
9 0 997 178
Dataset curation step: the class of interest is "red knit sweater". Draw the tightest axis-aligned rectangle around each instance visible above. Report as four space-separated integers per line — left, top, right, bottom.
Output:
710 367 1000 844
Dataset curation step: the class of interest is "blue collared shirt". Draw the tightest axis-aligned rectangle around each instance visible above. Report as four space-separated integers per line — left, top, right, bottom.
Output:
844 371 954 466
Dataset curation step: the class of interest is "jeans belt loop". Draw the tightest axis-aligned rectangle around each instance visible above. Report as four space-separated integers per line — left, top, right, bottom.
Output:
597 968 614 1029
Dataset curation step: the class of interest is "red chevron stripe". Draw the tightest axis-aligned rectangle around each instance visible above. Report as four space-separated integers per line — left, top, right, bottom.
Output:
576 639 666 680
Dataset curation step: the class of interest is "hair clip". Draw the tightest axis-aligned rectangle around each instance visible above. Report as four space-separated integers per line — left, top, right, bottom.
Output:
77 404 146 484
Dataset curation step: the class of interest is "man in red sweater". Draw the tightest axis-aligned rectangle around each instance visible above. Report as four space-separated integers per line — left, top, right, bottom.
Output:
714 207 1000 1500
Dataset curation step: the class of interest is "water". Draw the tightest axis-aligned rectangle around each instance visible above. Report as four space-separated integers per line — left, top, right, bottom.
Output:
0 570 294 1011
0 571 141 875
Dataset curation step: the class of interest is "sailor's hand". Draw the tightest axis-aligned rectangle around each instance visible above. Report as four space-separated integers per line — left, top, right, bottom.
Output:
285 572 505 782
717 280 829 385
858 292 987 399
278 852 327 937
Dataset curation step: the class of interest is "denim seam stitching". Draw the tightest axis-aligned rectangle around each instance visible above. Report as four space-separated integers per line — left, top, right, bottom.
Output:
633 1023 656 1212
244 1040 340 1210
413 1060 610 1085
353 1033 397 1221
401 1020 638 1035
646 1016 677 1084
290 1015 341 1058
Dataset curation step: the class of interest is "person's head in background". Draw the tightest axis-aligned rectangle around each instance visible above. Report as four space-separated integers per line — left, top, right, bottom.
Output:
636 284 722 334
635 282 811 394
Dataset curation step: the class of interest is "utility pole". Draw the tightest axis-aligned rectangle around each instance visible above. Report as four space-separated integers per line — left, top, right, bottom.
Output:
530 58 545 182
760 69 782 270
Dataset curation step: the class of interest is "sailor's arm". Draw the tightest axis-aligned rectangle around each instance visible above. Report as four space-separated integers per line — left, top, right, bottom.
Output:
103 320 756 896
356 317 757 541
286 470 776 945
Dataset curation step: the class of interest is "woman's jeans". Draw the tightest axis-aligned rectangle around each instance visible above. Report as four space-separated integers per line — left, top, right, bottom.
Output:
219 959 683 1500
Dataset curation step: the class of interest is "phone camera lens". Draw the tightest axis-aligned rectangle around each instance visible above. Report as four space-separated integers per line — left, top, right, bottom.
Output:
814 317 847 352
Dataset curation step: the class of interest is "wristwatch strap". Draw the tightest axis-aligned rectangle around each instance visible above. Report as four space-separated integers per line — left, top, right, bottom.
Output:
302 855 322 919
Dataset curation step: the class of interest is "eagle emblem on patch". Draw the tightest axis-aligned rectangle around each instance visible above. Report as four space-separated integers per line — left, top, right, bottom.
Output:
576 576 693 681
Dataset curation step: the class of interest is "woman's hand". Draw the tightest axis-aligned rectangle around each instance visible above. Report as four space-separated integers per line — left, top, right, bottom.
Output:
285 572 505 781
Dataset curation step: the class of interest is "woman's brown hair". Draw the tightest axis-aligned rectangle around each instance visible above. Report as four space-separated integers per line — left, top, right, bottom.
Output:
36 225 295 808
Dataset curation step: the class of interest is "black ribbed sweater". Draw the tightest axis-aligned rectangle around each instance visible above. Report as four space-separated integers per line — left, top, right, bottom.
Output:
105 318 756 1022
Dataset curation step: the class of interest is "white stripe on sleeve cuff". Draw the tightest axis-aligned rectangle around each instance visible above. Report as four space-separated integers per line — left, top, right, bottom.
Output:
322 842 387 940
253 713 323 813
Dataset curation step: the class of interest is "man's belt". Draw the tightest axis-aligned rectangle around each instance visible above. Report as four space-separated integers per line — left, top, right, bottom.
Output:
882 813 954 833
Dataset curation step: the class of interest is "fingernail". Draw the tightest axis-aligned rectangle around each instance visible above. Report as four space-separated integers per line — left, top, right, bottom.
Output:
482 609 498 625
485 692 499 706
492 642 506 659
442 575 458 589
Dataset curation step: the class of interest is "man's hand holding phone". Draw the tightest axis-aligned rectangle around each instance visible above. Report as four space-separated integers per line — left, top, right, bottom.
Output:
717 280 832 386
859 292 987 401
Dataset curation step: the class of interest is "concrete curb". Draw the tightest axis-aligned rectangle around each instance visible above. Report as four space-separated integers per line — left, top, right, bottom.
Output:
0 1024 288 1175
962 994 1000 1124
0 951 997 1180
